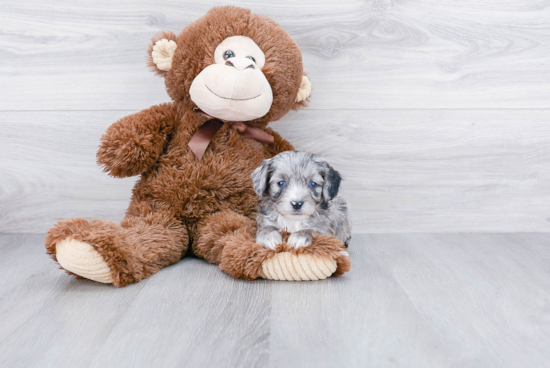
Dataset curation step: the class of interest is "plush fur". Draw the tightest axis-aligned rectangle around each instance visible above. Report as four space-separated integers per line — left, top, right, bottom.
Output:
45 6 349 286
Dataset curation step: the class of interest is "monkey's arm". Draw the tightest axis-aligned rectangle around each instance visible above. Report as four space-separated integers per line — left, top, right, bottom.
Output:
97 103 183 178
263 127 294 158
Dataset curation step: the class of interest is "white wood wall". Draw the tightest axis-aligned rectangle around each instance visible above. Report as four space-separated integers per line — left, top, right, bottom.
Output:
1 0 549 233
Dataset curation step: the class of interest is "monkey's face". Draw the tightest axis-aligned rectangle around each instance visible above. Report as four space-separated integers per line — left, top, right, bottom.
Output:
147 6 311 124
189 36 273 121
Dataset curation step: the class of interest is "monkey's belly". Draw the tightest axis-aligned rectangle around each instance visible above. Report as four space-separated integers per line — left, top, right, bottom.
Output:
135 140 264 222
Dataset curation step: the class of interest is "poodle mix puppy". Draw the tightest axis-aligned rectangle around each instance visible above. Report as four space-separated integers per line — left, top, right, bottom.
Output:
252 151 352 250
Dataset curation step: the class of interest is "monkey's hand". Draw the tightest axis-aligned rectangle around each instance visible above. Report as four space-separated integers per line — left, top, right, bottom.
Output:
97 103 180 178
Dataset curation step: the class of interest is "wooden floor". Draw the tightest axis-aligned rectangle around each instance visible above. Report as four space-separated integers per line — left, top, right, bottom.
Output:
1 233 549 368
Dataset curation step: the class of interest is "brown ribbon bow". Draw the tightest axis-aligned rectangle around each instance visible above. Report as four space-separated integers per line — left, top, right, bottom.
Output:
188 112 274 160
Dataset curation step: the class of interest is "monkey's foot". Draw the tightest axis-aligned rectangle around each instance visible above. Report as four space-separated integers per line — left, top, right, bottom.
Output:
45 218 122 285
258 234 351 281
56 238 113 284
259 252 337 281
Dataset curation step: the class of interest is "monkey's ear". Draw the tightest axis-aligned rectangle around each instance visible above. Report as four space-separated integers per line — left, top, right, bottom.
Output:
295 75 312 103
147 31 178 76
251 159 272 196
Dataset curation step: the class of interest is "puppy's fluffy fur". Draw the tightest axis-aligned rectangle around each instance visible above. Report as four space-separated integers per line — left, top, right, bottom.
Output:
252 151 352 249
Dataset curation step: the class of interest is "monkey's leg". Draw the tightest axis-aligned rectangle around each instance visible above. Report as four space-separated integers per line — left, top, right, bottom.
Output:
258 235 351 281
193 210 273 279
193 210 351 280
45 202 188 287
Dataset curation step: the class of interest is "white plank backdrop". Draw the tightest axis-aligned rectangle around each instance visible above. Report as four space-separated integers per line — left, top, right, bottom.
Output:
1 0 549 233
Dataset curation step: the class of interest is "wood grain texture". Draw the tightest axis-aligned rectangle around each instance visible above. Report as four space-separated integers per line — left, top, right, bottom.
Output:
272 109 550 232
1 233 550 367
1 0 550 110
1 109 549 233
1 0 550 233
0 111 136 233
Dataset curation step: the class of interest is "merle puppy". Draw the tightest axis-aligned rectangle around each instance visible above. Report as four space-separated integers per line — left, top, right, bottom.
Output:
251 151 351 249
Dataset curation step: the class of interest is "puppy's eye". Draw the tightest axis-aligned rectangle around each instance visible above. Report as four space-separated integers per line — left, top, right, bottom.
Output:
309 181 318 188
246 56 256 63
278 181 286 188
224 50 235 60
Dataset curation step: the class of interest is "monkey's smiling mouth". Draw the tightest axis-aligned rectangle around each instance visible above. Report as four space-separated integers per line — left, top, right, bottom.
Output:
206 85 261 101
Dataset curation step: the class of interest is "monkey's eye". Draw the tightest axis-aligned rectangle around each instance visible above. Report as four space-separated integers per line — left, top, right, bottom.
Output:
309 181 318 188
278 181 287 188
246 56 256 63
224 50 235 60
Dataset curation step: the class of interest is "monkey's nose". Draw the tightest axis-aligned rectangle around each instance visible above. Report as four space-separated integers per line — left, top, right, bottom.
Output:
291 201 304 210
225 57 256 70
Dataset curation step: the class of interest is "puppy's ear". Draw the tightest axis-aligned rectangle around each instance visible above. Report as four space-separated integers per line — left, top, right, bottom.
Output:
323 165 342 201
147 31 178 77
251 159 272 196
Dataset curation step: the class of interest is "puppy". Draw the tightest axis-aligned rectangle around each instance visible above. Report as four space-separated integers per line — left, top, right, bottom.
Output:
251 151 351 249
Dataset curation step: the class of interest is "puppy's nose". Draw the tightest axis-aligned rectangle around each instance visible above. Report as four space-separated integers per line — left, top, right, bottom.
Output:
291 201 304 210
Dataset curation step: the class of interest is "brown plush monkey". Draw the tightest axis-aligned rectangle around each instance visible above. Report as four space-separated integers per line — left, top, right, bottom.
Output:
45 6 350 286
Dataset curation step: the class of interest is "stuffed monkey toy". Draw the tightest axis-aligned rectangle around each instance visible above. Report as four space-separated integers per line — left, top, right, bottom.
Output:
45 6 350 286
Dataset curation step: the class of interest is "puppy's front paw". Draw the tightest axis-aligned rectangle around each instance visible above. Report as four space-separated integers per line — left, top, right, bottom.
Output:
257 231 283 250
287 231 313 249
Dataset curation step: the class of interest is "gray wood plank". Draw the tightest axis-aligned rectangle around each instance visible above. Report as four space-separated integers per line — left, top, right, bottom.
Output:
268 233 550 368
1 233 550 367
268 241 455 368
0 264 147 368
272 109 550 233
0 234 51 298
2 109 549 233
0 235 269 368
88 261 270 368
0 111 137 232
370 233 550 367
1 0 550 110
